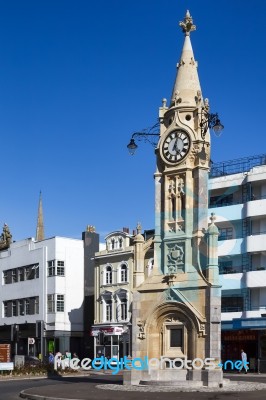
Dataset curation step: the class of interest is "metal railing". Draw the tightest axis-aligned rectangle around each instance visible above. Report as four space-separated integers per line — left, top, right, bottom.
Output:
210 153 266 177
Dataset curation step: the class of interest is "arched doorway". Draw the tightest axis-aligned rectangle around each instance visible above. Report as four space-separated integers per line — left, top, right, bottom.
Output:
147 302 198 363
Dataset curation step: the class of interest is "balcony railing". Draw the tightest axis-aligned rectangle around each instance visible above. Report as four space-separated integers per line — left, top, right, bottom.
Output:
210 153 266 177
219 266 266 274
222 305 266 313
219 266 243 274
251 230 266 236
221 306 243 312
209 200 242 209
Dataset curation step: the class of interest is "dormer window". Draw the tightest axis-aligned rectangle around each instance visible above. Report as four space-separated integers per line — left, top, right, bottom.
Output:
111 238 115 250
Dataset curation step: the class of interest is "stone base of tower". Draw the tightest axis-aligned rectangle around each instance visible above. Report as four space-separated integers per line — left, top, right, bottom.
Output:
123 369 223 388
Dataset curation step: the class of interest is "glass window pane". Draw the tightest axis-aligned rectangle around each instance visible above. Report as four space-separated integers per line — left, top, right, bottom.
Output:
170 329 182 347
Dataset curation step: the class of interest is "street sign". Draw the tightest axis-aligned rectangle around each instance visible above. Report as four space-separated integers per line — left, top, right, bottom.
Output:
28 337 35 345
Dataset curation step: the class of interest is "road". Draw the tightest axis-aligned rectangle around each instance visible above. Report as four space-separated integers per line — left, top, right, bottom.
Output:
0 374 122 400
0 377 56 400
0 373 266 400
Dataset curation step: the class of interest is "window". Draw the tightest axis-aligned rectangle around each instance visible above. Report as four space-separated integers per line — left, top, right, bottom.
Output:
34 297 39 314
170 328 183 347
25 299 30 315
3 301 7 317
219 227 233 241
48 260 65 276
115 290 128 321
222 296 243 312
219 260 233 274
18 268 24 282
163 324 185 358
12 269 17 283
105 300 112 321
34 265 39 279
24 266 30 280
3 264 39 285
47 294 55 313
119 237 123 248
210 193 234 207
57 261 65 276
26 264 39 280
120 299 128 320
48 261 55 276
12 300 17 317
56 295 64 312
18 300 24 316
105 266 112 284
120 264 127 282
3 271 7 285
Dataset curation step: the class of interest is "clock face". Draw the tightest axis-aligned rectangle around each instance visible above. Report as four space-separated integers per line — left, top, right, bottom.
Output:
162 130 190 163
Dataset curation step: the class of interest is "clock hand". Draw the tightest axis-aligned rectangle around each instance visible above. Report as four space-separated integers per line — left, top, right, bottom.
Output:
173 139 178 152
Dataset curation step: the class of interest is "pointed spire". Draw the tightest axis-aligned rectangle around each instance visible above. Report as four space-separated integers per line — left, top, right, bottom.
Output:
36 191 45 241
170 10 202 107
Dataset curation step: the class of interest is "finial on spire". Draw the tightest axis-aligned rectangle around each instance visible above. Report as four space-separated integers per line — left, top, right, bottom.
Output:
36 191 45 241
179 10 196 36
136 222 142 234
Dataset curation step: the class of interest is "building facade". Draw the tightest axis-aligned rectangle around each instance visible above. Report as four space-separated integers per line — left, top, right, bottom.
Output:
0 236 84 359
92 227 153 361
209 154 266 370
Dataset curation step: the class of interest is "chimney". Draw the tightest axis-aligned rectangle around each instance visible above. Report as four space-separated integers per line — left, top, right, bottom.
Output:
123 227 129 233
132 230 136 236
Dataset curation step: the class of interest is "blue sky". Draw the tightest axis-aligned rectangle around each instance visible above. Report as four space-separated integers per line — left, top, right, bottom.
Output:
0 0 265 242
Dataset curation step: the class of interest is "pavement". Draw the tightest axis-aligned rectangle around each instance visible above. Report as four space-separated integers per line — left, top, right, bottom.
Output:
18 371 266 400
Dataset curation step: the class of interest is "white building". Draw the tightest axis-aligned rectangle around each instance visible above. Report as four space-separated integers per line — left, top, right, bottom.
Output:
209 154 266 368
92 227 153 360
0 236 84 359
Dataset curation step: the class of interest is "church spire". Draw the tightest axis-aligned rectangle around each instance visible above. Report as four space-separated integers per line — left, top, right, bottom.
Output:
170 10 202 107
36 191 45 241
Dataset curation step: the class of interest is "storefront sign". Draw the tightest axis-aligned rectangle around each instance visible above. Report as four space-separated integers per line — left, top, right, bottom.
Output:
91 327 124 336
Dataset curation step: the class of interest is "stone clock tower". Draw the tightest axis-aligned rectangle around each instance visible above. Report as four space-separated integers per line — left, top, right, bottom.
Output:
129 11 223 387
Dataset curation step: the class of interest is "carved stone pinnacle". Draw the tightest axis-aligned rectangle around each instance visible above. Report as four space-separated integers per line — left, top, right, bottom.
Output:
179 10 196 36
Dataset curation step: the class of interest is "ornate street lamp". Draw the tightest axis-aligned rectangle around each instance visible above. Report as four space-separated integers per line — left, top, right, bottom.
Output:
126 121 160 155
200 100 224 140
127 108 224 154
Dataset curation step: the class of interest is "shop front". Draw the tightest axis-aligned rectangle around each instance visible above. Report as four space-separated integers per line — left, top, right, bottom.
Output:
91 325 129 362
221 330 258 370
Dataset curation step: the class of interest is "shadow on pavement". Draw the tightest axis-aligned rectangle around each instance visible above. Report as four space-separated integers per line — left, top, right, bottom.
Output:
46 373 123 385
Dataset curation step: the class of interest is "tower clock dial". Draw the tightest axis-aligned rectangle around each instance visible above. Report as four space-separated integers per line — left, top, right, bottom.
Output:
162 130 191 163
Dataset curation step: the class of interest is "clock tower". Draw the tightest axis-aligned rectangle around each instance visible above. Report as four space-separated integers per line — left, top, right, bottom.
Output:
129 11 223 387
